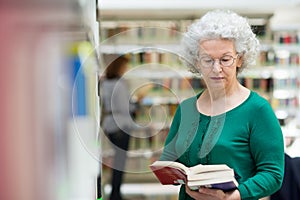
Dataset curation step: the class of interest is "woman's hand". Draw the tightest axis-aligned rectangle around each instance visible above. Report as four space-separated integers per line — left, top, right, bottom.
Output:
185 186 241 200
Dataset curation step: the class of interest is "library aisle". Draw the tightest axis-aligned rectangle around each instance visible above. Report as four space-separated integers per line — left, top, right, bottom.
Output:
98 1 300 200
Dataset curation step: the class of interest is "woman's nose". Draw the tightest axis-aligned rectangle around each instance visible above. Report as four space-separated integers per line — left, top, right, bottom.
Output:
212 60 222 73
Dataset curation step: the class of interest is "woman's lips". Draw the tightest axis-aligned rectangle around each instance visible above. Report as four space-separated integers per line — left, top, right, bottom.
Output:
210 77 224 80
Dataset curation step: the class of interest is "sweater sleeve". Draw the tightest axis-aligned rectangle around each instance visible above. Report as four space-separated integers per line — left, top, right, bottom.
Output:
159 104 181 161
238 101 284 199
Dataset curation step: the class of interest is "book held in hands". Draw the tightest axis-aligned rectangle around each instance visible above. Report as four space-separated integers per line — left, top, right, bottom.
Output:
149 160 238 191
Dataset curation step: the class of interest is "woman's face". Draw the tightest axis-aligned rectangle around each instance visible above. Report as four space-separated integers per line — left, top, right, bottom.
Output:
197 39 243 91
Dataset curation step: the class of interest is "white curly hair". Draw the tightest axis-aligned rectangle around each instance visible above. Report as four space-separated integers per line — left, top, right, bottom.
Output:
180 9 260 74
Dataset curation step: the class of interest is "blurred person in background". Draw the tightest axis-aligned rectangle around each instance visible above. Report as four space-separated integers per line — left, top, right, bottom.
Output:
100 55 136 200
159 9 284 200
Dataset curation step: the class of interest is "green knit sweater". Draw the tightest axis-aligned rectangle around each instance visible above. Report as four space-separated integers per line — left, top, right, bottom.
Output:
160 91 284 200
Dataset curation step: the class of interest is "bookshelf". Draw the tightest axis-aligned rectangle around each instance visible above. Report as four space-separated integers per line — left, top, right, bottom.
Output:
269 30 300 124
0 1 101 200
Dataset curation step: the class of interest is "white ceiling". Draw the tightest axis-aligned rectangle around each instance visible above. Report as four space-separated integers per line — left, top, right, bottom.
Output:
98 0 300 30
98 0 300 10
98 0 300 19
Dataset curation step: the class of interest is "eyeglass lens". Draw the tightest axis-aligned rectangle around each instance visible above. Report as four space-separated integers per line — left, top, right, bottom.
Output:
200 55 236 67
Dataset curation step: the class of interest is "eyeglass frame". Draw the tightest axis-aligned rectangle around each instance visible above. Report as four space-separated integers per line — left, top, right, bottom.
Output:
197 54 240 68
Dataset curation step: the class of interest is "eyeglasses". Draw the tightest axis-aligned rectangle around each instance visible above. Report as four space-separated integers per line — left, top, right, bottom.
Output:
198 55 239 68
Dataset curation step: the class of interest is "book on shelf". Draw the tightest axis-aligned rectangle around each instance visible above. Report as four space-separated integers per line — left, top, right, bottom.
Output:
149 160 238 191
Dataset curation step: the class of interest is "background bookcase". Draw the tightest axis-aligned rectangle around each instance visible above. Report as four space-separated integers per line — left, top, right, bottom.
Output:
98 7 300 200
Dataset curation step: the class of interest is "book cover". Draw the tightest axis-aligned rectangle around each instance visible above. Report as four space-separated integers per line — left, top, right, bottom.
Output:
187 176 238 191
188 180 238 192
149 165 187 185
207 181 238 191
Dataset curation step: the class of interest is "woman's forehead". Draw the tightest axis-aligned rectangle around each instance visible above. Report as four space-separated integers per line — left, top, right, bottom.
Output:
198 39 236 55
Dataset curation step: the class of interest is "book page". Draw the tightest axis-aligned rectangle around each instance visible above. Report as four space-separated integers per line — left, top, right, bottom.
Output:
150 161 190 174
187 169 234 181
189 164 231 175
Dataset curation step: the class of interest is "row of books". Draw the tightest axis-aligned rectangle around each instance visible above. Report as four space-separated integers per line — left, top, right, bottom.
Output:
100 26 181 44
272 97 299 108
100 21 192 44
258 50 300 66
149 78 203 92
128 51 182 66
240 77 273 93
273 78 299 89
273 32 300 44
241 77 299 91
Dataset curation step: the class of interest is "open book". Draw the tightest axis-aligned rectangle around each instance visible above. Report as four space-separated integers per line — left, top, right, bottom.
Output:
149 161 238 191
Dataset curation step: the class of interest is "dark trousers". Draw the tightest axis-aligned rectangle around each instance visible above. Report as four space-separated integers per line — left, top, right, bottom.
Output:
107 130 130 200
271 154 300 200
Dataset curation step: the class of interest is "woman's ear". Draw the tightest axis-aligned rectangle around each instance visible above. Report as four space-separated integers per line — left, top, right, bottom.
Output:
236 54 243 68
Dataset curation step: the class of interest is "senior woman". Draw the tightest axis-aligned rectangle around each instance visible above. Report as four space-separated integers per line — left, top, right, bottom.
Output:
159 10 284 200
